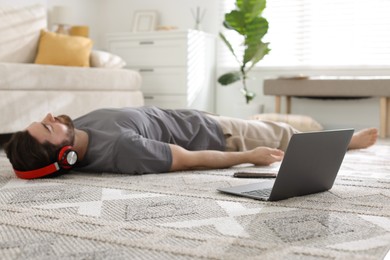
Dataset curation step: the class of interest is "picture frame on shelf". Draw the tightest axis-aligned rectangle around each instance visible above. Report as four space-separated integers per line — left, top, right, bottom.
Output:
132 11 157 32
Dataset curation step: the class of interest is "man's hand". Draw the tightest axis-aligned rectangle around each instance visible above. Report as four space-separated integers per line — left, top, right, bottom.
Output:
247 147 284 166
169 144 284 172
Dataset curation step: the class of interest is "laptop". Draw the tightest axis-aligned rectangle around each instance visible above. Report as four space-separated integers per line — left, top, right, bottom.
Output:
218 129 354 201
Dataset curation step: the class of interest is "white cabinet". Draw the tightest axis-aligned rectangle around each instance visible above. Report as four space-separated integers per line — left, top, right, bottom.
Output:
106 30 216 112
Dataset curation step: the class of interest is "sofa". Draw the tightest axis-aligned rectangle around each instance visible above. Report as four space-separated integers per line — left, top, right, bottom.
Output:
0 4 144 134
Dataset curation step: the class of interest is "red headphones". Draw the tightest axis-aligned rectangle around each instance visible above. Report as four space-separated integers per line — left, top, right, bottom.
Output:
13 146 78 179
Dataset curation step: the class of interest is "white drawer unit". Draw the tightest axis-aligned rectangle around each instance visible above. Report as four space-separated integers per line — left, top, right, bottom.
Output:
139 67 186 94
143 95 187 109
107 30 216 112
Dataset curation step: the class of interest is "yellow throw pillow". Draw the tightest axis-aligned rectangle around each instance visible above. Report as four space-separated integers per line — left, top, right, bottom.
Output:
35 30 93 67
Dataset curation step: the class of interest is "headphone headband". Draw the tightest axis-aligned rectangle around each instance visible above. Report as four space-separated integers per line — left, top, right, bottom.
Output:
13 146 78 179
14 163 60 179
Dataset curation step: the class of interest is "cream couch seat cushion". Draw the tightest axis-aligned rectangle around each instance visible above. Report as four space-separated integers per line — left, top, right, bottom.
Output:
0 62 142 91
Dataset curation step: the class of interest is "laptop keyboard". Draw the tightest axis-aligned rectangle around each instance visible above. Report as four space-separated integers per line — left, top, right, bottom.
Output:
242 188 272 198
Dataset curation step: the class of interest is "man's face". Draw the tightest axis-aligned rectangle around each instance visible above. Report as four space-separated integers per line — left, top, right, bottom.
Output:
26 113 75 146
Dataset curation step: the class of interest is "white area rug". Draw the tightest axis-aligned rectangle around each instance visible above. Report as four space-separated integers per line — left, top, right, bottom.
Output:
0 142 389 259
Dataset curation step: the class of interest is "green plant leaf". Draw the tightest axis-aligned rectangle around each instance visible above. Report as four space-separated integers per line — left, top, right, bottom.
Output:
243 17 269 66
237 0 266 22
244 41 270 69
225 10 246 35
222 20 233 30
218 72 241 85
247 42 270 71
245 17 268 43
219 32 241 65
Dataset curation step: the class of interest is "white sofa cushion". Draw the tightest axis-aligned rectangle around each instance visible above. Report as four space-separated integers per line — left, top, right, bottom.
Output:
0 62 142 91
90 50 127 69
0 4 47 63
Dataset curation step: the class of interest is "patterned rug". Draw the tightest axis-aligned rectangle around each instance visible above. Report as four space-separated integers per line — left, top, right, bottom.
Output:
0 141 389 259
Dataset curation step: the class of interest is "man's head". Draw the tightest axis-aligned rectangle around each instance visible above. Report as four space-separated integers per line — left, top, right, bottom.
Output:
4 113 76 173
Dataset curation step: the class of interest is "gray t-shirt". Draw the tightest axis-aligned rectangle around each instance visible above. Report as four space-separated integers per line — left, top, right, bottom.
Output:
73 106 225 174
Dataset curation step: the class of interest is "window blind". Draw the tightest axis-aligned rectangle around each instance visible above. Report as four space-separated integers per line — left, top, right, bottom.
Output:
218 0 390 67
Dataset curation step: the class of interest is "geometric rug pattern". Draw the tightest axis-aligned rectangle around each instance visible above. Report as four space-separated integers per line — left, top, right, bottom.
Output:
0 141 389 259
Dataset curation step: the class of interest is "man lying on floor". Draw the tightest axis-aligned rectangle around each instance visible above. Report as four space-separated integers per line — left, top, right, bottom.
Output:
4 106 378 179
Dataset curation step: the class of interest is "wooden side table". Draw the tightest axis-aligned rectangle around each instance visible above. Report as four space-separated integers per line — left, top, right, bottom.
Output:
264 77 390 138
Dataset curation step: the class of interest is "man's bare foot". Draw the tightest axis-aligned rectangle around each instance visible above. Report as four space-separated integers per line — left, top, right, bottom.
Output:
348 128 378 150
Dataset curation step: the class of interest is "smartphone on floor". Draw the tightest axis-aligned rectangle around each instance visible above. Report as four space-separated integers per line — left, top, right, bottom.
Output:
233 171 277 178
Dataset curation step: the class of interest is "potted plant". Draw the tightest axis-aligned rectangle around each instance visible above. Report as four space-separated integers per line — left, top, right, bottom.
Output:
218 0 270 104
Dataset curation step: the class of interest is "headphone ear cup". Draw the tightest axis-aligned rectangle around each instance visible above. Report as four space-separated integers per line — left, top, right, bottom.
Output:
57 146 78 169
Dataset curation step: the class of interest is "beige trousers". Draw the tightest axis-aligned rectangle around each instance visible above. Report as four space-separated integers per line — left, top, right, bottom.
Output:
207 115 299 152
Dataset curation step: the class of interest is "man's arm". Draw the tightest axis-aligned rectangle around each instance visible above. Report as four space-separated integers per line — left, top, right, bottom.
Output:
169 144 284 172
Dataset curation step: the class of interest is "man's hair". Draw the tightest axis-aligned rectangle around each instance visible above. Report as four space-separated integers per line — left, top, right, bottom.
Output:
4 131 60 171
